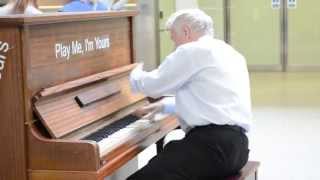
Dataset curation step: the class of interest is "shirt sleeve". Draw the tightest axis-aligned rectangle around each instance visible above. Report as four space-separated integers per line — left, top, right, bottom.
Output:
129 63 144 93
161 97 176 114
129 46 198 98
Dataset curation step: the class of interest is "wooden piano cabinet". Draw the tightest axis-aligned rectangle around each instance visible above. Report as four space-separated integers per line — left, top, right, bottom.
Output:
25 14 135 93
27 124 101 180
0 25 27 180
26 114 178 180
28 125 100 171
27 116 179 180
29 171 99 180
0 9 178 180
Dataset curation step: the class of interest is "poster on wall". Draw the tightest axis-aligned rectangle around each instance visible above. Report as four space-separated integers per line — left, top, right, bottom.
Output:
287 0 297 9
271 0 281 9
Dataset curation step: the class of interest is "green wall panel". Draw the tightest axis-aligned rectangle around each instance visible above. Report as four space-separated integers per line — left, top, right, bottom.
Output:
159 0 175 61
230 0 281 66
198 0 224 40
160 30 175 60
159 0 225 61
287 1 320 65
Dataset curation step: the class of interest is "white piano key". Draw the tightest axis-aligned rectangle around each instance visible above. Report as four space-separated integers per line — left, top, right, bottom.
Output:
98 124 144 152
98 137 120 153
107 128 137 138
98 136 117 147
97 113 168 155
127 120 152 128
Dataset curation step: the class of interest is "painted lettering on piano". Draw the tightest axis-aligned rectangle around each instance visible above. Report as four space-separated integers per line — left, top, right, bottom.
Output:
0 41 9 80
55 35 110 60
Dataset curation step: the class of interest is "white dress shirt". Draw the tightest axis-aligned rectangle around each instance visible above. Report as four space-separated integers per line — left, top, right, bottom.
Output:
130 35 252 132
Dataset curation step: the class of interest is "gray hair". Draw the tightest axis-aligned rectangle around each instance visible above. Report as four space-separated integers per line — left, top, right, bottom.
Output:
165 9 214 37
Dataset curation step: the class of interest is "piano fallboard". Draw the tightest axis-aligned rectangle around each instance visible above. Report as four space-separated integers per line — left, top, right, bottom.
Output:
33 65 145 138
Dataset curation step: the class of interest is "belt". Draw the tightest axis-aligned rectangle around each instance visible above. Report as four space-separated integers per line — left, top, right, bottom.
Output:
203 124 246 134
187 123 247 135
224 124 246 134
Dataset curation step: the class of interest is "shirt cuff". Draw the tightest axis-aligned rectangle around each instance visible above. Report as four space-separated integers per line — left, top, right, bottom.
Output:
161 97 176 114
129 63 144 93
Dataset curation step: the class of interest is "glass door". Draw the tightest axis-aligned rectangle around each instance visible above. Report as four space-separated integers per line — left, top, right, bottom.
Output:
287 0 320 70
229 0 282 70
198 0 225 40
159 0 175 61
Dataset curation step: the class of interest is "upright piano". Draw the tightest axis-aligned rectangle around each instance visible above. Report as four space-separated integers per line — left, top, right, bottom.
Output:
0 1 178 180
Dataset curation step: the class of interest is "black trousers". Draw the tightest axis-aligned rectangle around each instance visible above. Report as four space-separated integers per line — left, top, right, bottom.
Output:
127 124 249 180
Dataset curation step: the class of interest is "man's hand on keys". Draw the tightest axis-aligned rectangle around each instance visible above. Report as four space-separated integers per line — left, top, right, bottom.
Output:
133 102 164 122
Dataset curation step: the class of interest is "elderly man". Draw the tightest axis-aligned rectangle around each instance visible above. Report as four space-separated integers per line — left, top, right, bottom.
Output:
128 9 251 180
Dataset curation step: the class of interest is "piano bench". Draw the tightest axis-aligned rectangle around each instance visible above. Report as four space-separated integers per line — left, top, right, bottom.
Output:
225 161 260 180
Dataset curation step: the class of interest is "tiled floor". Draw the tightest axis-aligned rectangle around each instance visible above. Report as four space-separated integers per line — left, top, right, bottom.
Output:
249 107 320 180
137 72 320 180
249 72 320 180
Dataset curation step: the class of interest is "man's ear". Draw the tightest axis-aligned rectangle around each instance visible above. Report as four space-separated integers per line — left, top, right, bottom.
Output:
182 25 192 40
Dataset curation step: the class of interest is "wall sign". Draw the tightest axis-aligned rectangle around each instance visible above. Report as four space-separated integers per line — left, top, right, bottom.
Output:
271 0 281 9
0 41 9 80
55 35 111 60
288 0 297 9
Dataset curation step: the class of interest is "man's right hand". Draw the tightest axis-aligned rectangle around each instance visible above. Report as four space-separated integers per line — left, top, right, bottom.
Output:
133 102 164 121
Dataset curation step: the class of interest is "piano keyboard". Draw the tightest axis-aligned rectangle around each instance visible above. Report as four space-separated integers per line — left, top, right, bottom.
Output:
83 114 159 156
84 115 140 142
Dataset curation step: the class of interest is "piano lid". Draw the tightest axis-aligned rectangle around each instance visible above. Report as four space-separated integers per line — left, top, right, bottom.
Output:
33 64 145 138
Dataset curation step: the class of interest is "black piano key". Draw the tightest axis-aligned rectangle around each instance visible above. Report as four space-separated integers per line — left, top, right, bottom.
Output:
83 114 139 141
